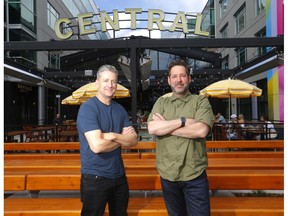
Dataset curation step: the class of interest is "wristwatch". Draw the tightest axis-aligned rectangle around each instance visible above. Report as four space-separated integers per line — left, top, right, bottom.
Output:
180 117 186 127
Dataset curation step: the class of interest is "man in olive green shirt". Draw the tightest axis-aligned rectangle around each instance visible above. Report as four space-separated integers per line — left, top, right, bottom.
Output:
148 59 214 216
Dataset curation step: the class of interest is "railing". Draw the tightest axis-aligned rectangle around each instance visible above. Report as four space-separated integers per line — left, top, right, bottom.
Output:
212 121 284 140
4 121 284 143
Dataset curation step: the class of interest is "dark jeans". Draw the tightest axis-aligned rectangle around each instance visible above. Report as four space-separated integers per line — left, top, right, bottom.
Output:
80 173 129 216
160 171 210 216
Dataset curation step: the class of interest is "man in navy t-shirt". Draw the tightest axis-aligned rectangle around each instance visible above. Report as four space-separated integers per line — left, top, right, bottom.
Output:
77 65 138 216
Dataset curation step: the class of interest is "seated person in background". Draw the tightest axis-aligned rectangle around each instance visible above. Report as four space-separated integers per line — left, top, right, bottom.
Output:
238 114 247 138
227 114 242 140
238 114 246 128
215 112 226 123
259 115 277 139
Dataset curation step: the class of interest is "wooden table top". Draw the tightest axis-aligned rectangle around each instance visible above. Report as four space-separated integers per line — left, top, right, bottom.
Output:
6 130 31 136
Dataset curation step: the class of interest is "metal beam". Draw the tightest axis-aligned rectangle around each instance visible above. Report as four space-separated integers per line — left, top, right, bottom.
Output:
4 37 284 51
43 69 235 78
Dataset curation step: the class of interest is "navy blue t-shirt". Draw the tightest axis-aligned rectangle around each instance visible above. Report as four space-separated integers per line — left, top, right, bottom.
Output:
77 96 130 179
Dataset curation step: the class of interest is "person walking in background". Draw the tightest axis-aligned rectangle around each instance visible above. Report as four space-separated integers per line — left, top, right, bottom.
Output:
147 59 214 216
77 65 138 216
53 113 63 125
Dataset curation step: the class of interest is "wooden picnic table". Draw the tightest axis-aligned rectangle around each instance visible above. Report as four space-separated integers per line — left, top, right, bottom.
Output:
59 130 78 142
5 130 31 142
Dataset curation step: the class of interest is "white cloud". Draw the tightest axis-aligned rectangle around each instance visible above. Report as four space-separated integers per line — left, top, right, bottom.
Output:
98 0 208 38
140 0 207 13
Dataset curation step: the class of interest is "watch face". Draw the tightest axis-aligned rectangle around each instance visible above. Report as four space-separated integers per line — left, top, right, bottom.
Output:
181 117 186 127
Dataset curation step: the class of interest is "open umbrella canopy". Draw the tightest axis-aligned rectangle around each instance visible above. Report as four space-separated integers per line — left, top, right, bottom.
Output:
62 82 130 105
199 79 262 99
72 82 130 99
199 79 263 133
61 95 81 105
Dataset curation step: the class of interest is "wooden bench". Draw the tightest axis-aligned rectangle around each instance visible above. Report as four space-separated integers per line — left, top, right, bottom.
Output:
21 169 283 191
4 169 283 193
4 151 283 161
4 140 284 152
4 157 284 172
206 140 284 149
4 196 284 216
4 140 284 215
4 169 284 215
4 152 140 159
4 173 26 191
141 151 284 159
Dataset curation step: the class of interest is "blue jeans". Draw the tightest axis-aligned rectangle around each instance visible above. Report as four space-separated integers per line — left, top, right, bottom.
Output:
80 173 129 216
160 171 210 216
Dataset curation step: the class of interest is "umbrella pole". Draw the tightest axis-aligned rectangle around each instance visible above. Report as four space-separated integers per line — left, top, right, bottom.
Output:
228 97 231 141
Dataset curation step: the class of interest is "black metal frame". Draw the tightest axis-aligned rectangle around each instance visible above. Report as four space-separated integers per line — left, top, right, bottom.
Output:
4 36 284 124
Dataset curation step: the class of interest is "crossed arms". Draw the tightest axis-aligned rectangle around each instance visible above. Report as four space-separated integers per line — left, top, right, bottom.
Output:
148 113 210 139
85 126 138 153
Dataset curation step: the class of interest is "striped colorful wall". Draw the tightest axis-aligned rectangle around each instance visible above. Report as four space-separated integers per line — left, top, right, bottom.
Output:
266 0 284 121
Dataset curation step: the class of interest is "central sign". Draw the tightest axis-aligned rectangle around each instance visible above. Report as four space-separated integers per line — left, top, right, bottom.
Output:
55 9 209 40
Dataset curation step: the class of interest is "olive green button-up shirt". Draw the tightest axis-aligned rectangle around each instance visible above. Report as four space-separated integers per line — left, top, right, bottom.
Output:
148 92 214 181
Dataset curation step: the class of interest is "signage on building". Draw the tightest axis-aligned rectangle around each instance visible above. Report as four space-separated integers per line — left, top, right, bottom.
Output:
55 9 209 40
17 84 32 92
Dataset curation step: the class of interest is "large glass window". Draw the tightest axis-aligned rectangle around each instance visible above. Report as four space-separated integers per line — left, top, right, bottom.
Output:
21 0 36 32
236 48 246 66
234 5 246 34
255 28 267 56
8 29 37 67
48 52 60 69
47 2 59 30
257 78 268 118
220 0 228 18
222 55 229 69
187 18 196 33
220 23 228 38
8 1 36 33
255 0 266 16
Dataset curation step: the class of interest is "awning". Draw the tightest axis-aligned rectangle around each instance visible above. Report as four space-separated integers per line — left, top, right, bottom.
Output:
4 64 71 92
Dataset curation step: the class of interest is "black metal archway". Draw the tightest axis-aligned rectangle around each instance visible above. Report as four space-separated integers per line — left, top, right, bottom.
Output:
4 36 284 124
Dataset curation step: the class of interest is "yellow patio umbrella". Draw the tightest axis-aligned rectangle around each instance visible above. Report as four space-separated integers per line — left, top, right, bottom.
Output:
199 78 262 98
61 95 81 105
199 78 262 123
62 82 130 105
72 82 130 99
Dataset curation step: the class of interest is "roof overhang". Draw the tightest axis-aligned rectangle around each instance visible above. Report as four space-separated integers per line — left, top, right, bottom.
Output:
4 64 71 92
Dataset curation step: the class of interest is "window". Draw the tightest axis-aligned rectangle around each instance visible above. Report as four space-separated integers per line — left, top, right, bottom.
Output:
255 0 266 16
48 52 60 69
220 0 228 18
222 55 229 69
47 2 58 30
255 28 267 56
8 1 36 33
220 23 228 38
187 18 196 33
234 5 246 34
236 48 246 66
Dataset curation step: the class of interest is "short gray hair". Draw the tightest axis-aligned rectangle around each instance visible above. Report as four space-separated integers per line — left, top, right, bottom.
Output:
97 65 118 79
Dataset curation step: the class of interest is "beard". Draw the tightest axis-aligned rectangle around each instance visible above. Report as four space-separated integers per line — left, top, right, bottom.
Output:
171 84 189 95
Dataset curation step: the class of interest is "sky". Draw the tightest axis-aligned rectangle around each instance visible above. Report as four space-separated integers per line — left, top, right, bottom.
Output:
93 0 209 38
94 0 208 13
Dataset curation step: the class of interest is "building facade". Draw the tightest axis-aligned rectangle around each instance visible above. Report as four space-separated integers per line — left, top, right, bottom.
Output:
4 0 284 132
214 0 284 121
4 0 109 128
